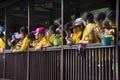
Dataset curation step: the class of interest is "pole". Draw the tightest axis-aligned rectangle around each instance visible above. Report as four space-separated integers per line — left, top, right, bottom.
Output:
60 0 64 80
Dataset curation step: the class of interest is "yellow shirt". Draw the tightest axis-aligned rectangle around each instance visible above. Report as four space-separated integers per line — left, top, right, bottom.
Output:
36 37 50 48
82 23 96 42
94 27 104 43
72 31 82 44
14 44 20 50
49 34 56 45
20 36 28 51
0 38 5 49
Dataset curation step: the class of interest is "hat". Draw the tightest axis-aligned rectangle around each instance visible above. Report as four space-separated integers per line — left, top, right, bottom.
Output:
10 32 20 42
72 18 83 28
32 27 45 35
0 26 5 32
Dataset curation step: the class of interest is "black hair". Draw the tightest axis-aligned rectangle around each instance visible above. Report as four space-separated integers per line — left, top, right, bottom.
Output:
64 22 72 30
102 20 110 28
20 26 28 36
107 10 116 22
49 25 57 34
28 32 35 40
0 32 4 38
94 12 106 21
82 12 94 23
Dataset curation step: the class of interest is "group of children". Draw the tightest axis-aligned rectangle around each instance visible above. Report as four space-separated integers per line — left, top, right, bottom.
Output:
65 10 115 45
0 10 116 53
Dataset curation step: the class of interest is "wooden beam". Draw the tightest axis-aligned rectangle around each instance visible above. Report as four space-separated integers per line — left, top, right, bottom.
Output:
0 0 20 9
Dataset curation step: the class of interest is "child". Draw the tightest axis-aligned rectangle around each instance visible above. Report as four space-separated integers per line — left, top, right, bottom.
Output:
32 27 50 50
94 12 106 43
102 20 114 42
27 32 36 48
8 32 21 50
0 32 5 53
80 12 96 43
13 26 28 52
47 25 57 46
67 18 83 44
64 22 73 45
106 10 116 42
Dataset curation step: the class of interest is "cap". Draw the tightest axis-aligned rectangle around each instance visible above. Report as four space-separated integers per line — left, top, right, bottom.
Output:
10 32 20 42
32 27 45 35
0 26 5 32
72 18 83 28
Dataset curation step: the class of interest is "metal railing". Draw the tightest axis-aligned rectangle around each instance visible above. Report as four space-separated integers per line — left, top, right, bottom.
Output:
0 44 119 80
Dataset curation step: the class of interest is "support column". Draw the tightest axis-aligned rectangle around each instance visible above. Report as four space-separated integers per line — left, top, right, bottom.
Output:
115 0 119 80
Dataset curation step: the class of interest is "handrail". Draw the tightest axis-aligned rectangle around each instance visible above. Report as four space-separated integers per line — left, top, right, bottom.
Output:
4 43 116 53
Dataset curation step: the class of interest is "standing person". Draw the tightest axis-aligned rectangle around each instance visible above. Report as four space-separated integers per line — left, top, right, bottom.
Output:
80 13 96 43
94 12 106 43
13 26 28 52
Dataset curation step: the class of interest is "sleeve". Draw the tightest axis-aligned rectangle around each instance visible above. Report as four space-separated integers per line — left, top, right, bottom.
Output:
0 39 5 49
76 32 82 43
20 37 28 51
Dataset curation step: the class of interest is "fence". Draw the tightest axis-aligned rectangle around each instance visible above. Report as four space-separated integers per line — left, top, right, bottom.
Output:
0 44 118 80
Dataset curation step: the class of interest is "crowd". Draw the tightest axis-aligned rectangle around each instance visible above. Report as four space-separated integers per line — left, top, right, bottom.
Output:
0 10 116 53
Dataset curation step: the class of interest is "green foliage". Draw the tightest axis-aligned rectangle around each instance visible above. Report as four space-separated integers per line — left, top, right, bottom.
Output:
90 7 110 15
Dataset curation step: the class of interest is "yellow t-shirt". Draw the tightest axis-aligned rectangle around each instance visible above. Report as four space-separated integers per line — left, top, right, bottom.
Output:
20 36 28 51
0 38 5 49
14 44 21 50
36 37 50 48
82 23 96 42
72 31 82 44
94 27 104 43
49 34 56 45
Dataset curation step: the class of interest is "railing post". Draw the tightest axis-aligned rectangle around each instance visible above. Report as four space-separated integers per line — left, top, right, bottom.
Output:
60 0 64 80
115 0 119 80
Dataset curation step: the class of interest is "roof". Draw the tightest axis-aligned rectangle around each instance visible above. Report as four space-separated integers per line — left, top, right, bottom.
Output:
0 0 115 25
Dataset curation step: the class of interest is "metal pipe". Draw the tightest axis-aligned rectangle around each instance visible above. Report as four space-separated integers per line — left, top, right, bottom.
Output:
60 0 64 80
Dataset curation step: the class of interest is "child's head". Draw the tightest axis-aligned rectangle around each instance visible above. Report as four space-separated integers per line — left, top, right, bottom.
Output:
49 25 57 35
28 32 35 43
32 27 45 40
82 13 94 26
8 32 20 46
94 12 106 27
19 26 28 39
64 22 72 35
72 18 83 33
106 10 116 27
102 20 111 29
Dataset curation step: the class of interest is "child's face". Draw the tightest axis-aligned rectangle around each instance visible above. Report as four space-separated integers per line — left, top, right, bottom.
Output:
73 27 79 33
45 30 50 39
83 21 87 27
19 32 24 39
95 20 102 27
35 33 40 40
